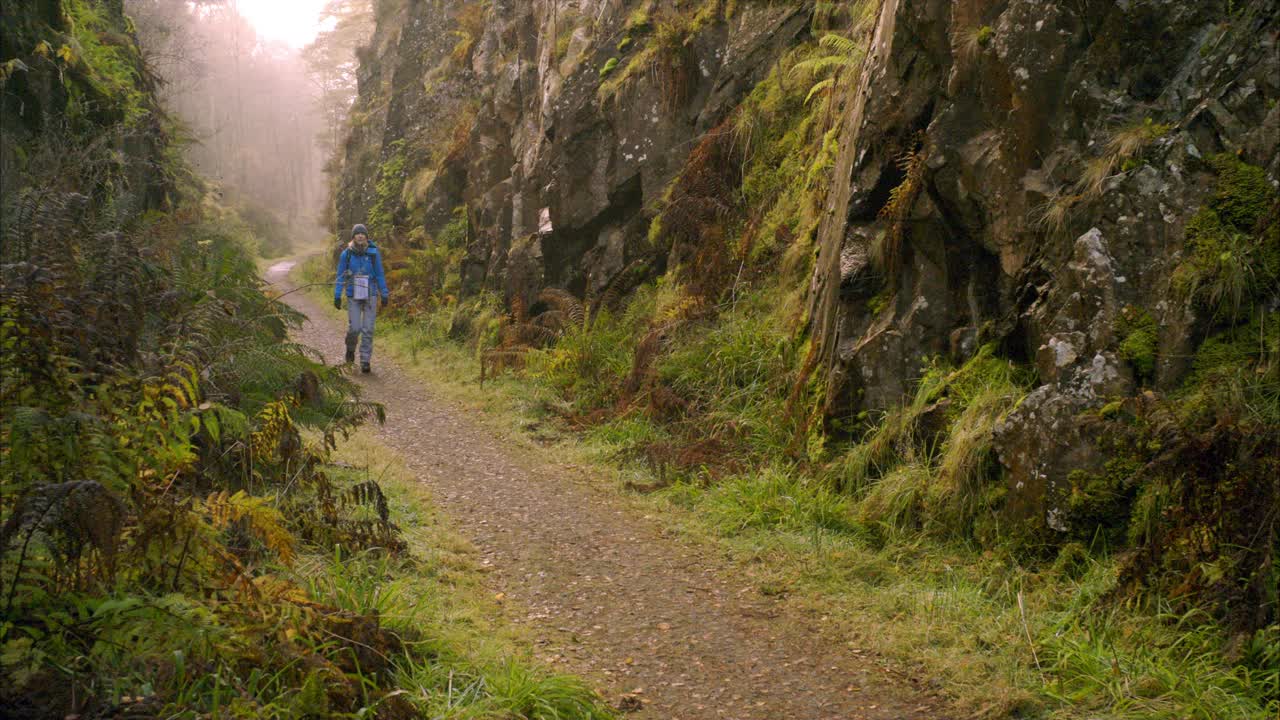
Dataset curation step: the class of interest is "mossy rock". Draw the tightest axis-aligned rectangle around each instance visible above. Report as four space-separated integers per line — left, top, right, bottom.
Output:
1172 154 1280 320
1116 305 1158 383
1052 541 1092 580
1063 456 1143 546
1206 153 1274 231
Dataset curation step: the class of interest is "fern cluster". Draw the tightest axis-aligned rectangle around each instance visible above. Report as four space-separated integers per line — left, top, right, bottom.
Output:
0 130 406 716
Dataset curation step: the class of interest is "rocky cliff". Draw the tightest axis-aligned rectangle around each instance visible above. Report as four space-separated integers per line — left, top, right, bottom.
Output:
337 0 813 295
805 0 1278 524
337 0 1278 626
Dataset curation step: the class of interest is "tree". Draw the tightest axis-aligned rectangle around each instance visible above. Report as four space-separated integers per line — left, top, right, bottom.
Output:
302 0 373 159
126 0 329 239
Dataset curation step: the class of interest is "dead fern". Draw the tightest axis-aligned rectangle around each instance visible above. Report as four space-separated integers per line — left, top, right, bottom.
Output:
204 490 297 565
481 348 530 384
875 138 928 286
1 481 127 608
535 310 568 330
589 257 652 323
648 17 697 114
344 481 392 524
538 288 587 329
623 327 670 397
659 118 744 300
620 292 708 407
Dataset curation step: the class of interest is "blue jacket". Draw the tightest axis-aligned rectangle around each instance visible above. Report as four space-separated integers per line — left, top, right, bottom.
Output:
334 242 389 300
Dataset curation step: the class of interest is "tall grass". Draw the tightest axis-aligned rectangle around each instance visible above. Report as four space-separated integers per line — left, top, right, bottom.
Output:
823 345 1032 541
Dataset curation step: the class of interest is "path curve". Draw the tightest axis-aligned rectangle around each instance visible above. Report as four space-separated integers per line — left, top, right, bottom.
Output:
267 259 949 720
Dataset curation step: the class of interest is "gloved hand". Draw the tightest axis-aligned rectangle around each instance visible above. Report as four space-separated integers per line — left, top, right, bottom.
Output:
381 296 390 307
333 297 342 310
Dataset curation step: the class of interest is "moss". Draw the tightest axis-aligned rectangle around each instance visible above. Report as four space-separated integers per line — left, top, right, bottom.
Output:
616 36 632 52
975 25 994 46
599 8 701 107
367 140 407 239
1064 456 1143 546
1172 154 1279 320
866 287 891 316
1098 398 1124 418
626 4 653 33
689 0 725 32
598 56 619 77
550 7 582 62
1206 153 1274 231
1052 541 1091 580
555 28 575 61
730 44 837 262
1178 312 1280 424
1116 305 1158 383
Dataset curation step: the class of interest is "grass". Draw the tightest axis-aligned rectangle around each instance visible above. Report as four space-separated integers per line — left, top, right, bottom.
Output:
298 261 1279 719
1074 118 1172 198
296 431 615 719
955 24 995 65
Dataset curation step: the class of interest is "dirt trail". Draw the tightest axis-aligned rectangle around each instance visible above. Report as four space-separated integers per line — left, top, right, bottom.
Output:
267 259 949 720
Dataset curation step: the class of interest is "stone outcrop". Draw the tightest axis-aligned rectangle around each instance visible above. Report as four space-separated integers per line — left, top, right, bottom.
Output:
806 0 1278 527
338 0 808 302
337 0 1279 535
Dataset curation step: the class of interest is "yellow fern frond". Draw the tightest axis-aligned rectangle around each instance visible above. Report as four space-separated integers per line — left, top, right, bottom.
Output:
818 33 860 56
250 400 296 456
252 574 310 604
805 77 836 105
203 490 296 564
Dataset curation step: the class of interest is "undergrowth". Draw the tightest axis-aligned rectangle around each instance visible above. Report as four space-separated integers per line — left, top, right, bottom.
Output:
351 263 1278 720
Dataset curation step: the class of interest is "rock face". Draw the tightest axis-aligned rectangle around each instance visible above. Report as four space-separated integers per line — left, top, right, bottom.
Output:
337 0 1278 533
806 0 1279 527
338 0 809 302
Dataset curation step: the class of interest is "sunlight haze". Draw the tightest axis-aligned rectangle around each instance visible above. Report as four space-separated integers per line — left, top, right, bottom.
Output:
235 0 331 47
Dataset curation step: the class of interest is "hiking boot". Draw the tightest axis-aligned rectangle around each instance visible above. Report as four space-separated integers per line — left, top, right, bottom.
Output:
361 362 371 374
345 348 355 363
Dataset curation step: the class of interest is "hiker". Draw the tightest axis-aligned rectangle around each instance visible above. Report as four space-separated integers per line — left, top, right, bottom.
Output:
334 224 389 373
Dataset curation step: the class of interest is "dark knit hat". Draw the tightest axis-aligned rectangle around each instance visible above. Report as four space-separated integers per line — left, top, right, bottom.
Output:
351 224 369 238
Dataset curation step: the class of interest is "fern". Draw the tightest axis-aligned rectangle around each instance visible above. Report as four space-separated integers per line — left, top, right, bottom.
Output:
819 32 862 56
1 481 127 608
875 140 928 284
589 257 651 323
203 490 296 564
805 77 836 105
538 288 587 329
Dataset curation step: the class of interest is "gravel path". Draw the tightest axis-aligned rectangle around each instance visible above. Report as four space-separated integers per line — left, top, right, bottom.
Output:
267 259 950 720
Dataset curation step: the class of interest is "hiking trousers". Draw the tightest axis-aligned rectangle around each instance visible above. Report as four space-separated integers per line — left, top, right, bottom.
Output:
345 296 379 363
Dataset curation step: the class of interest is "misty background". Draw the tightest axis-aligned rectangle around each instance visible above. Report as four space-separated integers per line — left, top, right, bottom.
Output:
125 0 372 251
